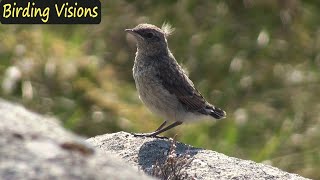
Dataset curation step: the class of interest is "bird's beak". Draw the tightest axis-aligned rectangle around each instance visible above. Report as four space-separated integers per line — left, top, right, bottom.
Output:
125 29 143 39
125 29 134 33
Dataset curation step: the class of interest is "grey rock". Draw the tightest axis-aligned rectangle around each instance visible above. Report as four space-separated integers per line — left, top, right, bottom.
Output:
87 132 310 180
0 98 310 180
0 99 153 180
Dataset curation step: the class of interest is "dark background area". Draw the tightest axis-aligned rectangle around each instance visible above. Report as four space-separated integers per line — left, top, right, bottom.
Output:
0 0 319 179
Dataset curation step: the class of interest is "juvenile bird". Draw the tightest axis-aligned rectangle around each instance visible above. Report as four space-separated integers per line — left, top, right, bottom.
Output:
125 23 226 137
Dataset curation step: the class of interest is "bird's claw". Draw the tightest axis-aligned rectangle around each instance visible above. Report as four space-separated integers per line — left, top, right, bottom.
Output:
131 132 168 139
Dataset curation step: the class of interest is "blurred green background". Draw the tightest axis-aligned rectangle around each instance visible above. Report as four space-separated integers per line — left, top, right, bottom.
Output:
1 0 319 179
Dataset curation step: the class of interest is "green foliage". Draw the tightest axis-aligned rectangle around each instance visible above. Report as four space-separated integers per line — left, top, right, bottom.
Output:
1 0 319 179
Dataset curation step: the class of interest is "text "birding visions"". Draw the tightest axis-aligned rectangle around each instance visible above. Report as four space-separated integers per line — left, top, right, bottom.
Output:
0 0 101 24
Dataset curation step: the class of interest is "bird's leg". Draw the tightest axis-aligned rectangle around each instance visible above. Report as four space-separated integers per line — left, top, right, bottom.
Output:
155 120 167 131
147 121 182 137
133 121 183 138
132 120 167 138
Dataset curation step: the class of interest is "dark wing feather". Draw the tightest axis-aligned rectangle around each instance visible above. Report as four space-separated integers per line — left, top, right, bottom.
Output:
157 56 207 113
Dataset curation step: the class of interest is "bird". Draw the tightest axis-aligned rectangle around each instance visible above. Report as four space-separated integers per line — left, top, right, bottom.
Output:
125 23 226 137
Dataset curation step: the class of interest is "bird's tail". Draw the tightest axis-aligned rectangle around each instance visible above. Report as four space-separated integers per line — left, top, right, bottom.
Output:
205 105 226 119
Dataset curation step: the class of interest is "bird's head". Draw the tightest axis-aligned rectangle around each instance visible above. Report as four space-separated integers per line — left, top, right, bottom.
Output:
125 23 174 56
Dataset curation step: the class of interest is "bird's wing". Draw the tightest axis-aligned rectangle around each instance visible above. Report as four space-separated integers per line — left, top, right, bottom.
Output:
157 57 208 112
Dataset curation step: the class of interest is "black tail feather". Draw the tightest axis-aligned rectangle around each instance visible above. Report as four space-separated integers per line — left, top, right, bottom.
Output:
209 107 226 119
203 104 226 119
198 105 226 119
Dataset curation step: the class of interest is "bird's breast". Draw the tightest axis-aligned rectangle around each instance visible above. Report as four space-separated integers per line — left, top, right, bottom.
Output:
132 63 184 121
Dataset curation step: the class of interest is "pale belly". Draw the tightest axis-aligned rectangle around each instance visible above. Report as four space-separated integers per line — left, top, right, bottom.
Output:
133 72 185 122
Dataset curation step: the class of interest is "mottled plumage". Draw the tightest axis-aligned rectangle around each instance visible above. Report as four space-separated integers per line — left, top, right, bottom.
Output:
126 23 226 137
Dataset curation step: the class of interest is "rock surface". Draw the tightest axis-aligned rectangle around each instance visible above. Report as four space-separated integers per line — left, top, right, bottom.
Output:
87 132 310 180
0 99 152 180
0 98 310 180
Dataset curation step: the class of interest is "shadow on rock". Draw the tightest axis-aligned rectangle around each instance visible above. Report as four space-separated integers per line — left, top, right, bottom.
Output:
137 138 201 172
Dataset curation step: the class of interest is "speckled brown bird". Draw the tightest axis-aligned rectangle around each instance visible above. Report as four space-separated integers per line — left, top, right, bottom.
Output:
126 23 226 137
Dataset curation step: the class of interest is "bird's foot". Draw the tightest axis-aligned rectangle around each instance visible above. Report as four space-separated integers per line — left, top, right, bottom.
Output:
131 132 168 139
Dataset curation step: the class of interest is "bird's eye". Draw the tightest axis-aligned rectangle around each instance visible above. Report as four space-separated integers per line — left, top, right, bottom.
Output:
145 32 154 38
